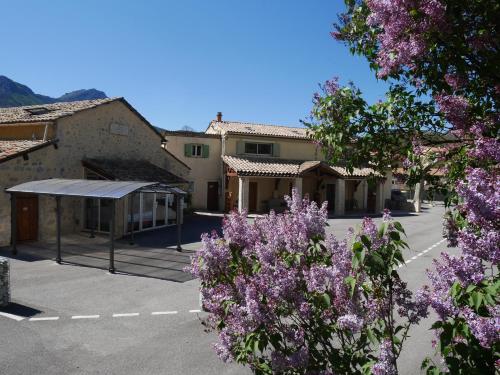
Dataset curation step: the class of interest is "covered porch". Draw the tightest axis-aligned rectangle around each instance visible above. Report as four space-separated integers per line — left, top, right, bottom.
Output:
222 156 387 216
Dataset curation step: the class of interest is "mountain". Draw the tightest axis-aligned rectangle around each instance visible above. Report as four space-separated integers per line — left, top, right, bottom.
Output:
0 76 107 107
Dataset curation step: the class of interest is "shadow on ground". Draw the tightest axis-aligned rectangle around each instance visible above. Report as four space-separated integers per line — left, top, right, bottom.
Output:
0 302 42 318
0 214 222 283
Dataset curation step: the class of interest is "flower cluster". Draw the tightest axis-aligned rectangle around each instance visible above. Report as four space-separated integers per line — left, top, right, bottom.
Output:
366 0 446 77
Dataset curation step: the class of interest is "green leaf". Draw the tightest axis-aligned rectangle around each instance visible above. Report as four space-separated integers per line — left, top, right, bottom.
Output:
389 231 400 241
394 221 406 235
366 328 378 345
321 293 331 307
450 281 461 298
345 276 356 298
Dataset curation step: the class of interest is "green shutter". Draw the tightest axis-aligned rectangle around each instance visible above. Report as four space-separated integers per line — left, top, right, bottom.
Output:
272 143 280 157
184 143 191 157
236 141 245 155
202 144 209 158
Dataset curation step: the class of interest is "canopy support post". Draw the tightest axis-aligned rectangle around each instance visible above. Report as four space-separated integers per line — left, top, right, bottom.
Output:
109 200 116 274
56 196 62 264
129 194 135 245
11 194 17 256
176 194 182 252
89 199 95 238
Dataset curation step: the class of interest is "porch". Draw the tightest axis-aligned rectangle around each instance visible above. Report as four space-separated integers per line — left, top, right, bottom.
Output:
222 156 387 216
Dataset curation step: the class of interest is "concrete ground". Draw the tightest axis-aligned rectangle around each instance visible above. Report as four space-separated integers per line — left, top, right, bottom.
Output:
0 204 452 375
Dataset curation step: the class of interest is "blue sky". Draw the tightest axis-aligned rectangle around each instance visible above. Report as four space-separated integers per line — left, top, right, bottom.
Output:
0 0 388 131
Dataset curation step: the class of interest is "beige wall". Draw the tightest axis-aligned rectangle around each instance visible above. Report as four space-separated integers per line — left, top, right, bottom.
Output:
0 100 190 246
164 134 222 210
0 123 56 140
224 135 322 160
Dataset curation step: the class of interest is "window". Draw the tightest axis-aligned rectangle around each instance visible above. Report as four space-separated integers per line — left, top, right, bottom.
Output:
191 144 202 157
244 142 273 155
185 143 209 158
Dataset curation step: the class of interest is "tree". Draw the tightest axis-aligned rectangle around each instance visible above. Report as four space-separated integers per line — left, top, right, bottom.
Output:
306 0 499 373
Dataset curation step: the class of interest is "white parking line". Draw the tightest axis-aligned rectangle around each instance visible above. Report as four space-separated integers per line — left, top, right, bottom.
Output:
151 311 178 315
72 315 100 319
189 309 201 313
29 316 59 321
112 313 139 318
0 312 25 321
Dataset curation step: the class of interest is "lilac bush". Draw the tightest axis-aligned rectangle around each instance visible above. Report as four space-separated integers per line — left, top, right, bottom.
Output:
325 0 499 372
187 191 429 374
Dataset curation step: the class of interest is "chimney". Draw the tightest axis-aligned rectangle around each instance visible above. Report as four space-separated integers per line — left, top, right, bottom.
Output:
216 112 222 122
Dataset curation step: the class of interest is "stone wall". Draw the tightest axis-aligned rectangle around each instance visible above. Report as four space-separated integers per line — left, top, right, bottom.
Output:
0 99 191 246
0 257 10 307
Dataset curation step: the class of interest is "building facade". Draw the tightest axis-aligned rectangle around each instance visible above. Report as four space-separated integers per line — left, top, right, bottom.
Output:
164 113 392 215
0 98 190 247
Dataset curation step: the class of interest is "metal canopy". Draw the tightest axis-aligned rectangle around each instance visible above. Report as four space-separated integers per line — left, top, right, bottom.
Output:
6 178 157 199
7 178 187 274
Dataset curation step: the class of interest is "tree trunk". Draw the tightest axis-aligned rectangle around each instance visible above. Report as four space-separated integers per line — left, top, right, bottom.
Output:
413 179 424 213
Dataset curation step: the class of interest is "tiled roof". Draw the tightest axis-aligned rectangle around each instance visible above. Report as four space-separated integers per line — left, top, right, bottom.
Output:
0 98 119 124
0 139 56 163
223 155 379 178
331 166 381 178
82 159 187 184
223 155 305 177
162 130 220 138
207 120 310 139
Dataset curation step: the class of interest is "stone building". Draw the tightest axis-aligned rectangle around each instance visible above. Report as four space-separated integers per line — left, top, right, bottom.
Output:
164 112 392 214
0 98 190 247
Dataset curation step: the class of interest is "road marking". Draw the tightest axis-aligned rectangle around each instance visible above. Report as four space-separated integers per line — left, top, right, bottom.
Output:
71 315 100 319
0 312 25 321
29 316 59 321
400 239 444 266
112 313 139 318
189 309 201 313
151 311 178 315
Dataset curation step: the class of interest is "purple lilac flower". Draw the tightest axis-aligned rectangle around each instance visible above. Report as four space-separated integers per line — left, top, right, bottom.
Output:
337 314 364 333
372 339 397 375
365 0 446 77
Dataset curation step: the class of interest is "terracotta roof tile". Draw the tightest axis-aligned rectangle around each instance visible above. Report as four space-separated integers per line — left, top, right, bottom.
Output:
208 120 309 139
0 98 119 124
0 139 55 163
223 155 379 178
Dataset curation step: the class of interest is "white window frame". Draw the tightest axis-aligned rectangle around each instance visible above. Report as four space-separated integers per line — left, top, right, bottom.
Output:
123 192 175 233
191 144 203 157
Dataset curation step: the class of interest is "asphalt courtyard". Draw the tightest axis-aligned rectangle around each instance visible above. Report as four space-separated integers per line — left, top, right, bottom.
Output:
0 204 454 375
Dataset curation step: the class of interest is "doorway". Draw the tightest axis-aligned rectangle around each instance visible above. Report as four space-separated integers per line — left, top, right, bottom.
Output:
326 184 335 212
207 181 219 211
249 182 258 212
16 195 38 241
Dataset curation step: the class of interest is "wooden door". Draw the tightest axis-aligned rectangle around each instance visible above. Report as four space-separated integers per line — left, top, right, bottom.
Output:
326 184 335 212
16 195 38 241
249 182 258 212
207 181 219 211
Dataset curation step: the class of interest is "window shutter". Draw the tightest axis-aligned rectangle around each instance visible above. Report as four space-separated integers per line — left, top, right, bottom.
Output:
184 143 191 157
236 141 245 155
272 143 280 157
202 144 209 158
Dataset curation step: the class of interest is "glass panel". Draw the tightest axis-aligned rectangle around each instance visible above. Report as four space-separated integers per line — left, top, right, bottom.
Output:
258 143 272 155
244 143 258 154
142 193 154 229
167 194 177 225
99 199 112 232
85 198 99 231
155 193 166 227
127 195 140 231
